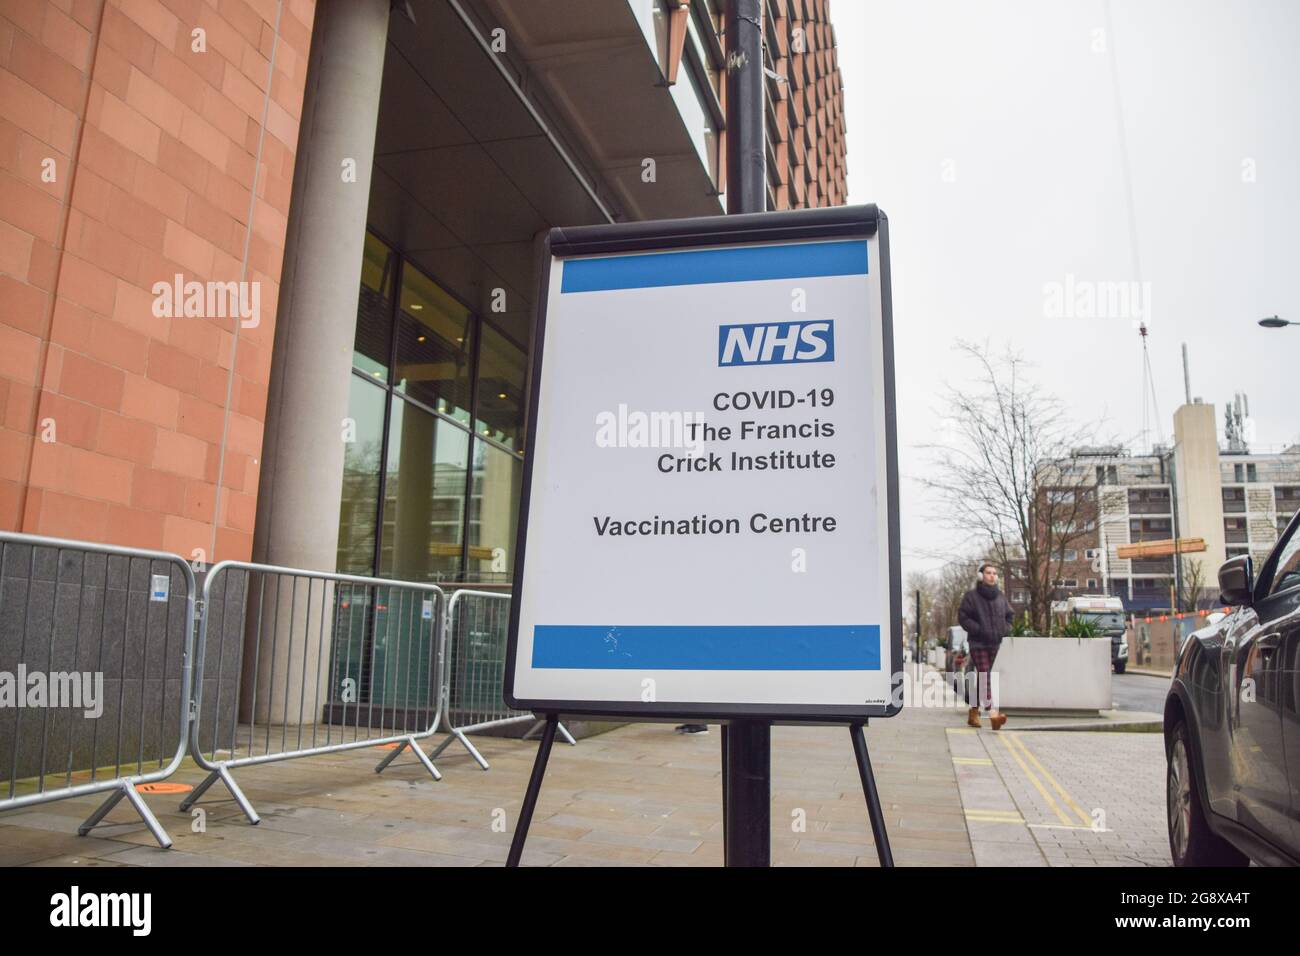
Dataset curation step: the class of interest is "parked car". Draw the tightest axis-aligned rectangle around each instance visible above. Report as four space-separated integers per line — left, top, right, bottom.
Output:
1164 510 1300 866
948 625 969 698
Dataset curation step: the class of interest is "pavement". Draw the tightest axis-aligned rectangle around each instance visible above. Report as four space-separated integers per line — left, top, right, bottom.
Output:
0 669 1172 867
949 726 1170 866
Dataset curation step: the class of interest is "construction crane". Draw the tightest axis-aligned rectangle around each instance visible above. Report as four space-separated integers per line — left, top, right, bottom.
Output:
1138 322 1163 453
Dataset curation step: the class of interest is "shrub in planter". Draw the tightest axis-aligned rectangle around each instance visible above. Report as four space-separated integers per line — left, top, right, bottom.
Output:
1010 612 1036 637
1058 618 1103 638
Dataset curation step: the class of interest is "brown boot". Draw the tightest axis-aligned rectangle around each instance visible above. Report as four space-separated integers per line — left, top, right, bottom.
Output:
966 707 982 728
989 711 1008 731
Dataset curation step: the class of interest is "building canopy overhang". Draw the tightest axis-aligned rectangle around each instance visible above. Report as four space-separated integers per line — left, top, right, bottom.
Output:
368 0 723 346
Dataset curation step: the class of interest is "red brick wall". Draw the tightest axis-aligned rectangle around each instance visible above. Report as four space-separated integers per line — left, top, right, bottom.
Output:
0 0 315 563
766 0 847 210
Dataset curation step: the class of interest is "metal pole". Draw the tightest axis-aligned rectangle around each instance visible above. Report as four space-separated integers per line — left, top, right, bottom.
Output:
507 713 558 867
850 722 894 867
721 0 770 868
1165 446 1184 611
915 588 922 668
726 0 766 214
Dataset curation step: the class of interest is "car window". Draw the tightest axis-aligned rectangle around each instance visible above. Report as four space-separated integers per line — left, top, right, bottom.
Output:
1268 524 1300 597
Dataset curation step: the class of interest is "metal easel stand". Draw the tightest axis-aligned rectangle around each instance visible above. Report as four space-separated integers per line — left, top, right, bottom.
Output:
850 720 895 867
507 714 559 867
505 715 895 867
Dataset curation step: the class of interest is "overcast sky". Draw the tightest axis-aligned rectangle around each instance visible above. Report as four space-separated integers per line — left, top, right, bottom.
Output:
835 0 1300 579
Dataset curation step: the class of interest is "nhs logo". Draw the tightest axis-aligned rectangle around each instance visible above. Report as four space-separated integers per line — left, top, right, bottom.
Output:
718 321 835 367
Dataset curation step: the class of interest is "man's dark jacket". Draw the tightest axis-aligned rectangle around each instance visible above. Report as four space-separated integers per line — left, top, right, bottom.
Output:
958 582 1014 646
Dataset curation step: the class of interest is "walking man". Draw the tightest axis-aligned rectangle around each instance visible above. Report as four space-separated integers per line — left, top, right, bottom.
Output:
958 562 1013 730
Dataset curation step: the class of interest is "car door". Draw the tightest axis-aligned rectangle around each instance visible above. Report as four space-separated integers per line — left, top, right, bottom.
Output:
1280 617 1300 858
1263 523 1300 858
1228 518 1300 852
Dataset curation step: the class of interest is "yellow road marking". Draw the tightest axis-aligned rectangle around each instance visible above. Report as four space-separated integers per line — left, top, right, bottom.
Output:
952 757 993 765
946 728 977 735
1009 734 1094 827
997 734 1073 826
965 811 1025 824
1028 823 1109 832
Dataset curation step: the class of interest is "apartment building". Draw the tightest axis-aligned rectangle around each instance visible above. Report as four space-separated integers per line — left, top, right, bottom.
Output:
1010 400 1300 614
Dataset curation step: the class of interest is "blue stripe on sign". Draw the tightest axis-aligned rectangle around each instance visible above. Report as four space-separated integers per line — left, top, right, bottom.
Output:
531 624 880 670
560 240 868 293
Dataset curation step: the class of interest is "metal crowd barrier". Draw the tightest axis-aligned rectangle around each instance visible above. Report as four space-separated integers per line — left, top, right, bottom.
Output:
184 561 447 824
0 532 196 848
428 589 574 770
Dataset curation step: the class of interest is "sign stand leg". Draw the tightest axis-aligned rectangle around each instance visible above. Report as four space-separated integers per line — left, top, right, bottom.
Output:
506 713 558 867
850 720 895 867
719 723 729 865
723 718 771 866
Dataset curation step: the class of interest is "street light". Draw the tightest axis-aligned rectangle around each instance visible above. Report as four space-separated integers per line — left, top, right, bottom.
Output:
1258 315 1297 329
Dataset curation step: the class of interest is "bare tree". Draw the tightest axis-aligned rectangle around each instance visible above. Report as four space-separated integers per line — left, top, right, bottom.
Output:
905 570 941 649
905 555 983 645
1179 558 1209 611
934 555 982 636
920 342 1109 634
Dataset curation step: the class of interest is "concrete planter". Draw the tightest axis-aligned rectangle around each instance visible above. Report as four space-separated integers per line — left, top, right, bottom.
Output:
992 636 1112 714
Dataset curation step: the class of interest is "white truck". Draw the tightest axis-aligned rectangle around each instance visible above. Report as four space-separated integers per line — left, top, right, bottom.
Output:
1052 594 1129 673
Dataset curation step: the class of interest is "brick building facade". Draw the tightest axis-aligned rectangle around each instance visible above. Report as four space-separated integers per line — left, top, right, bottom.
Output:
1 0 316 563
763 0 847 209
2 0 849 579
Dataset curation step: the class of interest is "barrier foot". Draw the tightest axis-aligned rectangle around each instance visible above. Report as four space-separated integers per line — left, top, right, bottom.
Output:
849 721 894 868
77 787 125 835
179 766 260 825
556 722 577 746
452 729 489 770
374 740 409 772
374 737 442 782
507 714 558 868
78 782 174 850
219 767 260 825
178 769 221 811
123 784 174 849
430 728 489 769
407 740 443 781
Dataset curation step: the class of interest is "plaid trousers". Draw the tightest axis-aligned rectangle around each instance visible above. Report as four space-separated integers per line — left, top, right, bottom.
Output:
967 642 1000 710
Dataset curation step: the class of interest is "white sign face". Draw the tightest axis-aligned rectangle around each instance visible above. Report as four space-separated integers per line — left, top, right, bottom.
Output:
508 220 898 719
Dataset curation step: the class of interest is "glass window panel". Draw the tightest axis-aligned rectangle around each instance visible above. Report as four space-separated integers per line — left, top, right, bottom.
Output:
378 397 469 584
475 323 527 450
336 375 388 574
353 232 395 380
394 265 474 425
672 62 715 175
467 438 522 584
629 0 670 73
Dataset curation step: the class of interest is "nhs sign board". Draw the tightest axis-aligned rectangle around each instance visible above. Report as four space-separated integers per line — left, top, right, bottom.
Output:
511 207 900 723
718 320 835 367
